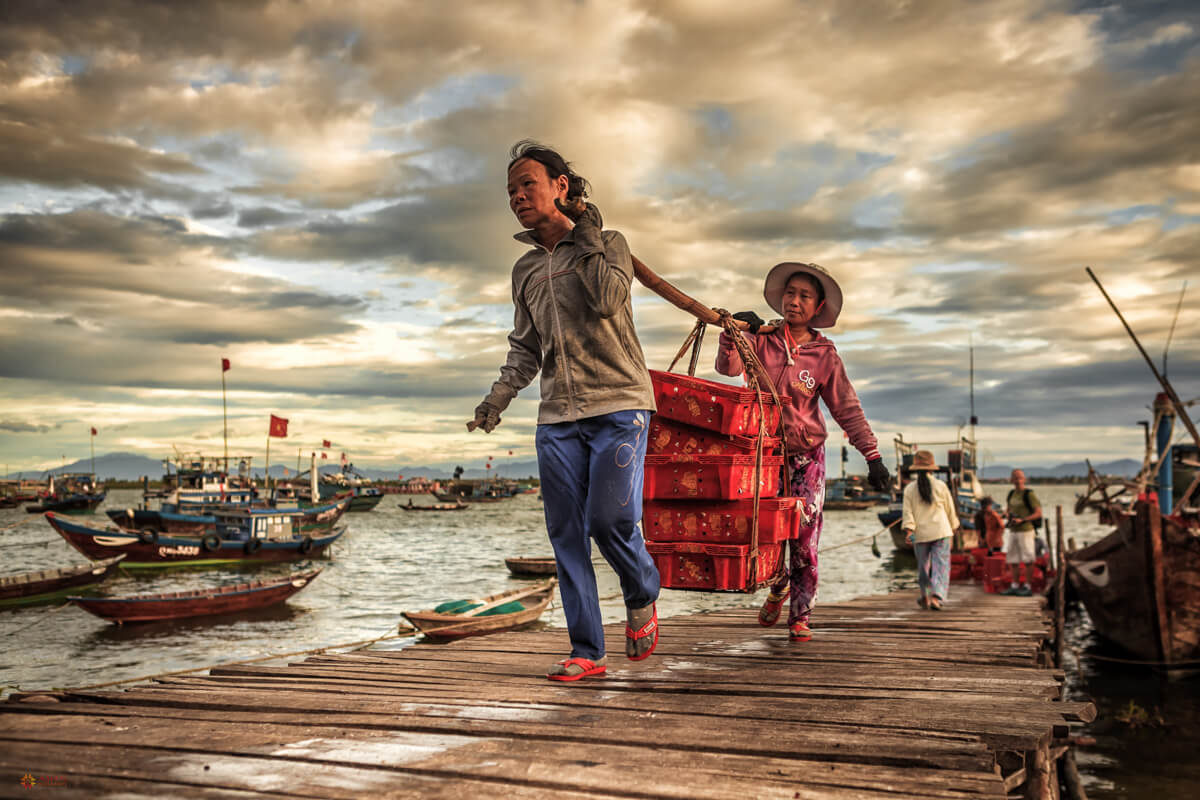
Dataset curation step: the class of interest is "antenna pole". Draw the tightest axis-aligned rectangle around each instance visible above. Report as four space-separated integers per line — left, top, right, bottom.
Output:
1087 267 1200 448
968 336 977 444
1163 280 1187 379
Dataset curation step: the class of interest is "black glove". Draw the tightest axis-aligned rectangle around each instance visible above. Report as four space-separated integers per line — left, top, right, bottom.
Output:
470 401 502 433
867 458 891 492
731 310 766 334
556 198 603 254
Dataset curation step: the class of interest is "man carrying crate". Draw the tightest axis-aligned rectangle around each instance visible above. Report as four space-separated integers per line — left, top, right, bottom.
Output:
470 141 660 681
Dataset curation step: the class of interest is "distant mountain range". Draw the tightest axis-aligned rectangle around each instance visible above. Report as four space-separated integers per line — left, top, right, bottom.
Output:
3 451 1141 482
1 452 541 481
980 459 1141 479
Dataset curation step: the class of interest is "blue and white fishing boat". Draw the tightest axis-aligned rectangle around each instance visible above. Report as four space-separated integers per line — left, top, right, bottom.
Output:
49 506 346 568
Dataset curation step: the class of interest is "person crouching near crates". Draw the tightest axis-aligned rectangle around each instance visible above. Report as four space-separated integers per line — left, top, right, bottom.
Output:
469 140 660 682
902 450 961 610
715 262 891 642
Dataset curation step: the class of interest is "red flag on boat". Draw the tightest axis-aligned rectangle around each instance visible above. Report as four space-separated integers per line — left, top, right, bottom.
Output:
268 415 288 438
340 452 347 465
90 427 97 436
322 439 331 448
222 358 231 372
508 450 513 456
321 452 328 459
397 474 403 480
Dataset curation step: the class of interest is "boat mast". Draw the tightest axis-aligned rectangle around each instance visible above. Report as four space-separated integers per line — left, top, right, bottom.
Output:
969 336 977 445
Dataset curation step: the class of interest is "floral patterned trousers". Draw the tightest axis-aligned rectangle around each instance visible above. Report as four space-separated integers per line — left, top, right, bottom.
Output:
915 537 951 601
769 448 826 625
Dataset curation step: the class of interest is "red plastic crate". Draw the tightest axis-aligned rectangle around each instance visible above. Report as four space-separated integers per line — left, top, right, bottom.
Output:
643 498 798 545
647 540 784 592
644 454 784 500
649 370 789 437
647 415 781 456
949 553 971 582
982 553 1049 594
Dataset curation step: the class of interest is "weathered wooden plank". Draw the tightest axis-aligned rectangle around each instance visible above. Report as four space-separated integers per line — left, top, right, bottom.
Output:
0 715 1005 798
0 698 998 772
159 670 1090 723
0 738 1003 800
28 681 1058 751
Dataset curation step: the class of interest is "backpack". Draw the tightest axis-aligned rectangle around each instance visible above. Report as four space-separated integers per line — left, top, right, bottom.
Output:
1006 488 1042 530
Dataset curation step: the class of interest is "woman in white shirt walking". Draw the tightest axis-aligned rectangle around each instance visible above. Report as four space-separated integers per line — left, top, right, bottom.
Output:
901 450 961 610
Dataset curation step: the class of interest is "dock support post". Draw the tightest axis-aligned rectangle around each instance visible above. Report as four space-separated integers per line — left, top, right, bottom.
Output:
1055 505 1065 669
1059 748 1088 800
1025 744 1052 799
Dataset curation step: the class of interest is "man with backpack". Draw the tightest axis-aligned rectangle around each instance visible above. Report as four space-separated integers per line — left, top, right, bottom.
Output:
1003 469 1042 596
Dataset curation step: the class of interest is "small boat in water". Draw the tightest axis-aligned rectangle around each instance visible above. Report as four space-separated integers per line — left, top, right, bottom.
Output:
399 499 468 512
504 557 557 577
25 473 106 515
47 508 345 568
402 579 556 641
69 568 322 624
0 555 125 608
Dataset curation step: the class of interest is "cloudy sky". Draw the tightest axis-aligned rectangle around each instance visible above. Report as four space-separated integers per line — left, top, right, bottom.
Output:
1 0 1197 478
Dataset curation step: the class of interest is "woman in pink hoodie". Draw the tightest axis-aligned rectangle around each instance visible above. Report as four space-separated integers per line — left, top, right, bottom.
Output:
716 262 890 642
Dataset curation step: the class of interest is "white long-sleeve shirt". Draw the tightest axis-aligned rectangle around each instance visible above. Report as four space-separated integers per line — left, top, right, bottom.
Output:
901 477 959 543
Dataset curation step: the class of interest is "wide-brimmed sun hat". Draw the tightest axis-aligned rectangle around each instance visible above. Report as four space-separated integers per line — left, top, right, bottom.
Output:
763 262 843 328
909 450 939 471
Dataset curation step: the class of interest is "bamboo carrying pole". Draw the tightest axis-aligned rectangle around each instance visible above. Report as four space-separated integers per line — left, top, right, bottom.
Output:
466 252 781 432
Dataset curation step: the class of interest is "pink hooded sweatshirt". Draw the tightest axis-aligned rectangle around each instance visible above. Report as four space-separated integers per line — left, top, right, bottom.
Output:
715 327 880 462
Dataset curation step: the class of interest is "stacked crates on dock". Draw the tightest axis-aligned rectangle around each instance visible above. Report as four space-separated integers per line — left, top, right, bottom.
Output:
643 369 795 591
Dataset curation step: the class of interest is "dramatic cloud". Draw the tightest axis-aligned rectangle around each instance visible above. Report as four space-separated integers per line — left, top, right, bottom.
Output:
0 0 1196 475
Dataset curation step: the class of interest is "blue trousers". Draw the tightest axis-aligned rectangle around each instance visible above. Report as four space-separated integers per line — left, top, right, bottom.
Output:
536 409 661 660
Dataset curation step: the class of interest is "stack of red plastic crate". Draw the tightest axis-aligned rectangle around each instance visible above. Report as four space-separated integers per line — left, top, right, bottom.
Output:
642 369 796 591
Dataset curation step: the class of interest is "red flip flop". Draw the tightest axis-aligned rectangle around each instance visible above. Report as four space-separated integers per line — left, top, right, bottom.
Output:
626 604 658 661
547 657 607 682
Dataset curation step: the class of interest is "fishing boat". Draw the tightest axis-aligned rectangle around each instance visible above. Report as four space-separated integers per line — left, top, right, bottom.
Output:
825 447 880 511
824 478 875 511
402 579 557 641
69 568 322 624
1069 395 1200 662
317 464 384 512
399 499 468 512
504 557 557 577
47 508 345 568
1064 271 1200 664
107 495 351 538
24 473 106 515
0 556 125 608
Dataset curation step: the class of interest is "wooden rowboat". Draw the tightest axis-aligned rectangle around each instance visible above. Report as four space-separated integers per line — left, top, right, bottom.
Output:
402 579 556 641
400 500 468 512
69 568 322 624
504 557 557 577
0 555 125 608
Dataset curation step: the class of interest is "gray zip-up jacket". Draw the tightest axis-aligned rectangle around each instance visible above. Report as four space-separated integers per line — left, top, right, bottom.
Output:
484 226 656 424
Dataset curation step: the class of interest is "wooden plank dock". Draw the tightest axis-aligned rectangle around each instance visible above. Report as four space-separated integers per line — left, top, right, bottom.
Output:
0 585 1093 798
